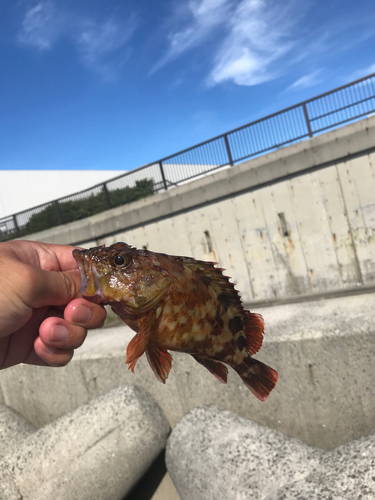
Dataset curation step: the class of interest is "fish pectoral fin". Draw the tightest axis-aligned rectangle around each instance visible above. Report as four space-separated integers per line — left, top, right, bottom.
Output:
126 310 155 372
192 355 228 384
146 343 172 384
244 311 265 356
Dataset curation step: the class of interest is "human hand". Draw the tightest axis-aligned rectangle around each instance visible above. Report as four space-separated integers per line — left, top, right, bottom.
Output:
0 240 106 369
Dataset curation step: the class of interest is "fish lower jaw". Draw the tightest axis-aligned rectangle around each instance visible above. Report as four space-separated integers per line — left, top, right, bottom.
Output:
82 291 107 305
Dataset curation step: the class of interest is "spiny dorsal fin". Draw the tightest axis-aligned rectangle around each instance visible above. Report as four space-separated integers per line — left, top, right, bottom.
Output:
173 255 243 310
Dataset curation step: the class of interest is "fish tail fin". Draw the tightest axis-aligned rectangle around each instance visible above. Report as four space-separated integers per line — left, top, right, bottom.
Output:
244 311 264 355
235 356 278 401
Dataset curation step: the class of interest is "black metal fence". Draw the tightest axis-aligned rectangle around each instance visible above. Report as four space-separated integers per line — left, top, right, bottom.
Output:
1 73 375 241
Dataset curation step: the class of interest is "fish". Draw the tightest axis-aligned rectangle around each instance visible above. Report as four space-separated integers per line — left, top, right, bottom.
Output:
73 242 278 401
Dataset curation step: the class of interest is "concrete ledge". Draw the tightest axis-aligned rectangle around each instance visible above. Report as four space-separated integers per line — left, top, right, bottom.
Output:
0 385 170 500
1 292 374 450
21 115 375 246
166 405 375 500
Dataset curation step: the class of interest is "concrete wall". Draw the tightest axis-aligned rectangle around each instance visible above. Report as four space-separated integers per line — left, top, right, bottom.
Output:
21 116 375 302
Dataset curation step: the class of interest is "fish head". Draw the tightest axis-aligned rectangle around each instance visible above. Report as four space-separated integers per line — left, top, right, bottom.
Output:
72 242 172 312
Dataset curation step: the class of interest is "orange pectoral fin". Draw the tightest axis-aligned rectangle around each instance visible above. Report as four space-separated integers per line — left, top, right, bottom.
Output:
126 310 155 372
192 355 228 384
146 343 173 384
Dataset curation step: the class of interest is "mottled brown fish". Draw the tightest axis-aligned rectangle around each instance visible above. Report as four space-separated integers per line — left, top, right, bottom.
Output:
73 243 278 401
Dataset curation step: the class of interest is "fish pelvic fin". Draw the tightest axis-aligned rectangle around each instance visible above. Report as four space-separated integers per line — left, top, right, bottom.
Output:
235 356 278 401
146 343 173 384
192 355 228 384
244 311 264 355
126 310 155 372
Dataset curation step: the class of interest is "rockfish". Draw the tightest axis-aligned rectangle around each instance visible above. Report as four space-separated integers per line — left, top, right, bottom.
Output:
73 243 278 401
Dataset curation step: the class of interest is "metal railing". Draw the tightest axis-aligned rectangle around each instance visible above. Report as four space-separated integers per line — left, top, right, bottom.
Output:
1 72 375 241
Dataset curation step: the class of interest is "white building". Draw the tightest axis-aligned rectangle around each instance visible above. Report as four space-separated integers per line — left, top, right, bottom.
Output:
0 170 126 219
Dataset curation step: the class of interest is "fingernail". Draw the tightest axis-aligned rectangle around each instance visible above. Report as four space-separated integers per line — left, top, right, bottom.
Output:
72 305 92 324
50 325 69 342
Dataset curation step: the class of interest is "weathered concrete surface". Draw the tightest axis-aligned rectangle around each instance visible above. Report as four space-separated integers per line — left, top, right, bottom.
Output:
0 385 170 500
19 116 375 302
166 405 375 500
166 406 321 500
1 292 374 450
0 406 36 460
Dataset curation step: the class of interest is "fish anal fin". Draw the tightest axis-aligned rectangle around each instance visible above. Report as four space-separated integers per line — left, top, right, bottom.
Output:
193 355 228 384
236 356 278 401
245 311 264 356
146 343 173 384
126 310 155 372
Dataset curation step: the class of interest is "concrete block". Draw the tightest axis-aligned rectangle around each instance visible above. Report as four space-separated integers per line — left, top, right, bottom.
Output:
271 432 375 500
166 405 375 500
1 385 170 500
166 405 321 500
0 406 36 459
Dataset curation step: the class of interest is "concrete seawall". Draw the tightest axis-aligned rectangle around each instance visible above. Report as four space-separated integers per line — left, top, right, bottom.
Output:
22 115 375 302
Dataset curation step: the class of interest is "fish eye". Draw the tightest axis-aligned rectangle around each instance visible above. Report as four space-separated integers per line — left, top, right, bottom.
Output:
114 255 125 265
110 252 130 267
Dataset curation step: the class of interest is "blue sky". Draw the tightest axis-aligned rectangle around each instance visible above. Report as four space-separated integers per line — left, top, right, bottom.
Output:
1 0 374 171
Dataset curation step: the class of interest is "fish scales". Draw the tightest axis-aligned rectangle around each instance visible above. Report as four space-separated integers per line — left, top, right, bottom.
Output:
73 242 278 401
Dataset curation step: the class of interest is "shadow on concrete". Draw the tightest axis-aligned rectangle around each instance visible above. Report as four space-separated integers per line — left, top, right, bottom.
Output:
124 450 166 500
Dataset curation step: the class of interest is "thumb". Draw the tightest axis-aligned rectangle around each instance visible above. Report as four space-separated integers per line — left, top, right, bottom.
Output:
30 269 82 308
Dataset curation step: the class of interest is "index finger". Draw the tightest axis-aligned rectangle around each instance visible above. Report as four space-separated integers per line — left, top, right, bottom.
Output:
1 241 83 272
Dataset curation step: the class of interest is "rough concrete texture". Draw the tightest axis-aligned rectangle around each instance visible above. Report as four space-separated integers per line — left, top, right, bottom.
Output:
166 405 375 500
0 406 36 460
0 385 170 500
1 292 374 451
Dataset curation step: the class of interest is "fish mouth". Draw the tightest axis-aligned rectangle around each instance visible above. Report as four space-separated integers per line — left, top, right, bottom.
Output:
72 248 106 304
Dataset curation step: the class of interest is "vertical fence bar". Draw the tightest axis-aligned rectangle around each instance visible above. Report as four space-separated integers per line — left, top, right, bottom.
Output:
302 103 313 137
159 161 168 190
102 183 112 209
54 200 62 225
224 134 234 166
13 215 20 237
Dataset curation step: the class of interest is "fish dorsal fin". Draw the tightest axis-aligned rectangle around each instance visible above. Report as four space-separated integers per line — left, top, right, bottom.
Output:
173 256 242 309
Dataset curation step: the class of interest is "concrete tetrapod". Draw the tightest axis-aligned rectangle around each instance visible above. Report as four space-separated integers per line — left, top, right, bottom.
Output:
0 385 170 500
166 405 375 500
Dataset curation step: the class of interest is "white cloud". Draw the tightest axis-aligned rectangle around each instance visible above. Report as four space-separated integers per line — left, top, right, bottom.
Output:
77 17 137 80
18 1 137 80
18 1 64 50
287 70 323 91
348 63 375 82
207 0 296 86
151 0 230 73
154 0 307 86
